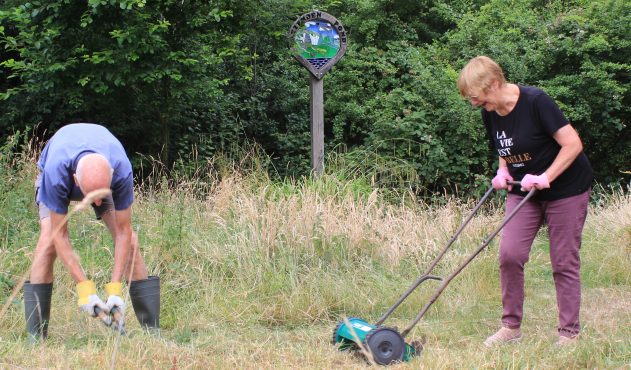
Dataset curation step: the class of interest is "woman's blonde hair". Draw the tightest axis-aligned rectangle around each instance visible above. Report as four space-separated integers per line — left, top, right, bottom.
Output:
457 56 506 97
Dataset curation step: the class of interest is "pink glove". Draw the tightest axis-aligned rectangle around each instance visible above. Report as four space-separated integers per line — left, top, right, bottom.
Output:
491 167 513 190
520 173 550 191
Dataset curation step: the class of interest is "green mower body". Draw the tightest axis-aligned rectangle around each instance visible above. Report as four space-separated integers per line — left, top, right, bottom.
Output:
332 317 420 365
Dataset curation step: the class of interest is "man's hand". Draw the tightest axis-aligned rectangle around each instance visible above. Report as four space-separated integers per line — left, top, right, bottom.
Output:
80 294 108 317
104 282 125 330
104 282 125 311
105 295 125 330
77 280 108 316
492 167 513 190
105 295 125 314
521 173 550 191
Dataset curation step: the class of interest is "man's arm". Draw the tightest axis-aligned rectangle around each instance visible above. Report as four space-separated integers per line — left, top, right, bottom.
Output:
50 210 108 316
50 211 86 282
110 206 133 283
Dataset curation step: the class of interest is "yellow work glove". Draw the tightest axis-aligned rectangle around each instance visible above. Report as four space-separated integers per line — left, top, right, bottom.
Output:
104 282 123 297
104 282 126 328
77 280 107 317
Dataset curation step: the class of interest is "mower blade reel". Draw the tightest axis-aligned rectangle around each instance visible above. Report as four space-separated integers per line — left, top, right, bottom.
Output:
333 317 375 350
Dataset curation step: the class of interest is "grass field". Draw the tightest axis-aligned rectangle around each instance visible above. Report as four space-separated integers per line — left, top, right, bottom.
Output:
0 142 629 369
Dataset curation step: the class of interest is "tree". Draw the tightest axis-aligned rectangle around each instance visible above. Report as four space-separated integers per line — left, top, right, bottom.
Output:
440 0 630 185
1 0 627 190
1 0 247 163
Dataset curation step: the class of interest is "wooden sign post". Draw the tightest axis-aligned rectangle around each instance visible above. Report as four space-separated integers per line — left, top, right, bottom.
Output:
288 11 347 177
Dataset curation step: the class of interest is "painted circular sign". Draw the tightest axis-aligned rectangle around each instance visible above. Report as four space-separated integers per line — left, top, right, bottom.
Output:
288 11 347 80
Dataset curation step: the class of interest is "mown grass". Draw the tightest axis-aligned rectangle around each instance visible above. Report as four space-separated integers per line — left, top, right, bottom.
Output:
0 139 629 369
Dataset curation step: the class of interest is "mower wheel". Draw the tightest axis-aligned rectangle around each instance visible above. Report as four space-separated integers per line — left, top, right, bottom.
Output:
363 327 405 365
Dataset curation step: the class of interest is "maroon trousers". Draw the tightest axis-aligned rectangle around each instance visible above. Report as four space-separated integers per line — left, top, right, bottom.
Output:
498 190 590 337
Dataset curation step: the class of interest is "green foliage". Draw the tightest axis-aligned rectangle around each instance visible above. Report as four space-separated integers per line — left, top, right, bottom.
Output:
1 0 629 193
540 1 631 184
329 0 489 48
321 40 490 194
1 0 247 162
441 0 630 185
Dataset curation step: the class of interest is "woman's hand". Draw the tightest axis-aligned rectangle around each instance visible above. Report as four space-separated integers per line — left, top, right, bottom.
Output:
492 167 513 190
520 173 550 191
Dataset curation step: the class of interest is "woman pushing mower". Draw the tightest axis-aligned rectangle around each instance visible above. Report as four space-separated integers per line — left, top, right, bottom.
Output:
457 56 593 347
332 56 593 365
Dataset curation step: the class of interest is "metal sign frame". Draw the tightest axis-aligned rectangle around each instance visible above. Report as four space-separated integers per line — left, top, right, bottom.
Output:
288 11 347 80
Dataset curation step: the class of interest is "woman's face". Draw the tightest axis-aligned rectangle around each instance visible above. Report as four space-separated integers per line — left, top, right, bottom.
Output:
466 81 500 112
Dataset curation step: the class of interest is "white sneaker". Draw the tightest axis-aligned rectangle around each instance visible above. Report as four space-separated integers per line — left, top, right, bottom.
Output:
483 327 522 347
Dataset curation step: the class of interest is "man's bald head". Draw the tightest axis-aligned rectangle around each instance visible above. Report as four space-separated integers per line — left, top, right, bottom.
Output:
75 153 113 197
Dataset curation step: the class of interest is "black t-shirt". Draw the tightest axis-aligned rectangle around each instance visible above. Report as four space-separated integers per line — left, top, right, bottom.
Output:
483 85 593 201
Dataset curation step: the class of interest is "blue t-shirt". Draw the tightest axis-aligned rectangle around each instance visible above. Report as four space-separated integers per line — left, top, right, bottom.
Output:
37 123 134 214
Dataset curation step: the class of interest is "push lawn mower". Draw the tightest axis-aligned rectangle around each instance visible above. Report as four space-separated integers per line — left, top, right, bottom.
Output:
332 183 536 365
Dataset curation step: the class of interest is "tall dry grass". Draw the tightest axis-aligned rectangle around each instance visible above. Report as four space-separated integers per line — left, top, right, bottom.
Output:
0 140 629 368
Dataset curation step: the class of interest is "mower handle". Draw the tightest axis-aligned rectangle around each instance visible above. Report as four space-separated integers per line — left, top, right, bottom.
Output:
376 185 496 326
375 275 442 326
400 186 537 337
376 181 530 328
